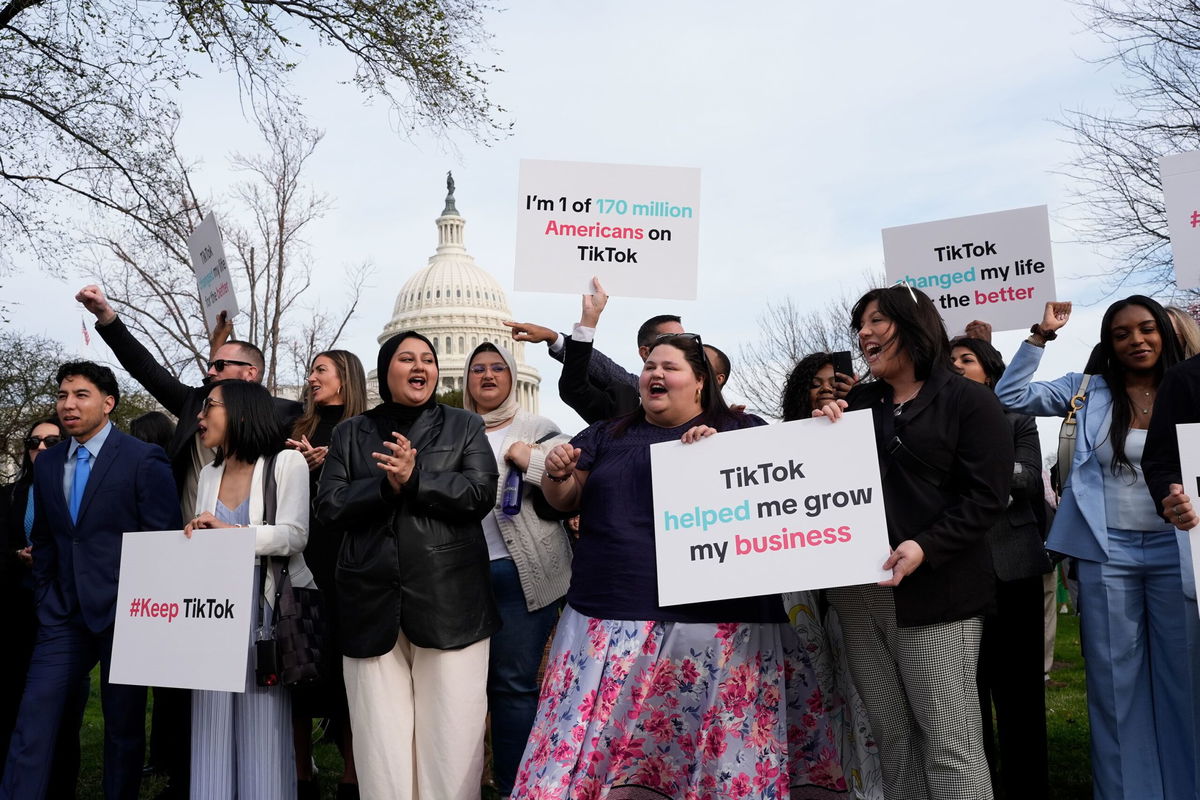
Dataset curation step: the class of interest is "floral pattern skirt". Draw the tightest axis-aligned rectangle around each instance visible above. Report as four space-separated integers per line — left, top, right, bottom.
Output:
511 606 848 800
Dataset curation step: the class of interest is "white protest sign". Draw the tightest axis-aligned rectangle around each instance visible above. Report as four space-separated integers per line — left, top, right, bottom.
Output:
1161 151 1200 290
186 212 238 334
882 205 1055 335
514 159 700 300
110 528 256 693
651 411 890 606
1174 423 1200 605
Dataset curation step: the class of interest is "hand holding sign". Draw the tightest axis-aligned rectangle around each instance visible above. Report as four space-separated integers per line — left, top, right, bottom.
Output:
1164 484 1197 530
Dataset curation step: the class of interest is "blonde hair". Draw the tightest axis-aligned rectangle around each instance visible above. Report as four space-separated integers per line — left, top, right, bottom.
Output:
291 350 368 440
1167 306 1200 358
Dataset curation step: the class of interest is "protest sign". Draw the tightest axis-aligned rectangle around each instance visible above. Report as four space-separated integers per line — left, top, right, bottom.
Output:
651 411 890 606
882 205 1055 335
110 528 256 693
514 159 701 300
1161 151 1200 290
186 212 238 334
1174 423 1200 605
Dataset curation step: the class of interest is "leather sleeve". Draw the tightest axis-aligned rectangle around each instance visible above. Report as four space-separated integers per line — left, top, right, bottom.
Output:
408 415 498 522
1009 413 1044 502
315 421 389 527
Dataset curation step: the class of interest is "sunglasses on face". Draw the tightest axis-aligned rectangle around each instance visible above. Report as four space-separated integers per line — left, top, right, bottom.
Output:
469 363 510 375
208 359 253 372
200 397 225 414
25 435 62 450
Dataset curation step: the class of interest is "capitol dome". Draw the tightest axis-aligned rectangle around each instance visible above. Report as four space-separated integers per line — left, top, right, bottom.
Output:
375 175 541 411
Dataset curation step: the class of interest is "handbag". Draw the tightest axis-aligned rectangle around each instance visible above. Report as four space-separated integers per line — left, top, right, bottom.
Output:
1054 374 1092 494
258 452 328 688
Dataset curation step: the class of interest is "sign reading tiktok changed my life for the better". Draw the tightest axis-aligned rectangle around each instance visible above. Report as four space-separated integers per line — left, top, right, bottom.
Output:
651 411 891 606
514 159 701 300
882 205 1055 335
110 528 257 693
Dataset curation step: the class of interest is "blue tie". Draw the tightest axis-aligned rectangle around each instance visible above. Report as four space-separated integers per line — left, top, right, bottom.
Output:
69 447 91 523
23 491 34 545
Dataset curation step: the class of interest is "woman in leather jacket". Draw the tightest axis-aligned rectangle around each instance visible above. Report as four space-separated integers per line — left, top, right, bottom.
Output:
316 331 499 800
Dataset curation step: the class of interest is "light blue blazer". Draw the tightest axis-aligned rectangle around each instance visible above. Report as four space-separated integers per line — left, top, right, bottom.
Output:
995 341 1114 563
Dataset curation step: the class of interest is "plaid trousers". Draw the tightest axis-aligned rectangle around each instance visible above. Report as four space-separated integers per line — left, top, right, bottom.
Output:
827 583 992 800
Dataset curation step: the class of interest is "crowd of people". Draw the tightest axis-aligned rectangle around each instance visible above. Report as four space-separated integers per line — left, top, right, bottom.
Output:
0 279 1198 800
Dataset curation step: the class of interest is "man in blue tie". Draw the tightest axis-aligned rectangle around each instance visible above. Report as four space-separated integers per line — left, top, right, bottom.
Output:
0 362 179 800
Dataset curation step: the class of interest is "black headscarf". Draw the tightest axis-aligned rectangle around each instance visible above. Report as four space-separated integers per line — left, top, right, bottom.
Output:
367 330 439 433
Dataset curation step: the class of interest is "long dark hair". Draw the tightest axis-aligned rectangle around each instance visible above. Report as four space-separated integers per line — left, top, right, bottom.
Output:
781 352 835 421
205 380 285 467
292 349 368 440
613 334 733 436
15 416 65 486
849 285 951 381
1093 295 1181 477
129 411 176 451
948 337 1007 388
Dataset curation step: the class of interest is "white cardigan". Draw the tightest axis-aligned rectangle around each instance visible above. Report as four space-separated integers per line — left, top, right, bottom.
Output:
194 448 317 604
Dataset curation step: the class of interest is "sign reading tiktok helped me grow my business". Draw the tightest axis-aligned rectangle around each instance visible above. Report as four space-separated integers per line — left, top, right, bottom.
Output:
110 528 256 693
514 159 701 300
651 411 890 606
882 205 1055 334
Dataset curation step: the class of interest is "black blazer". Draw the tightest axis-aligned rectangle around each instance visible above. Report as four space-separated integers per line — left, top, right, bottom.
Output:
0 482 31 588
316 404 500 656
987 412 1052 582
846 366 1012 627
558 337 640 424
96 316 302 487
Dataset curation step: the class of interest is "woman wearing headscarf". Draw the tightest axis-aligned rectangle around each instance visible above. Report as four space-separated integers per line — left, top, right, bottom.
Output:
461 341 570 800
316 331 498 800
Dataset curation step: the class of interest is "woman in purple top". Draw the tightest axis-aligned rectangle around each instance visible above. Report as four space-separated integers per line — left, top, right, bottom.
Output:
510 334 847 800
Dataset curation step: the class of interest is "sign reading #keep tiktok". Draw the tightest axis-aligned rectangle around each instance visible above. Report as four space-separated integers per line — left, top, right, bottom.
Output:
111 528 256 693
651 411 890 605
1161 151 1200 291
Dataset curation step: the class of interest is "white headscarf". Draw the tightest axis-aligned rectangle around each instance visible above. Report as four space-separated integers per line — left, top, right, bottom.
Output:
463 341 521 427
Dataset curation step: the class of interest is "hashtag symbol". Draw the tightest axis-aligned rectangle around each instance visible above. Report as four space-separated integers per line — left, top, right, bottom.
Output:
128 597 141 617
1191 210 1200 228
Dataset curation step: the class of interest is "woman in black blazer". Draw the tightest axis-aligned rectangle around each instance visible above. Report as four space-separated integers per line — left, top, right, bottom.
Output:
950 335 1051 799
316 331 499 800
818 286 1012 800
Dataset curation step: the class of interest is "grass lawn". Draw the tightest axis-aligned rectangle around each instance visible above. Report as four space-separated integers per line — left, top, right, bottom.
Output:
66 613 1092 798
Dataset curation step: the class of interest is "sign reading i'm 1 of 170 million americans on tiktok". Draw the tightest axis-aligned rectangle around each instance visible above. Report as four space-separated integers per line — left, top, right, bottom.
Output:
514 159 701 300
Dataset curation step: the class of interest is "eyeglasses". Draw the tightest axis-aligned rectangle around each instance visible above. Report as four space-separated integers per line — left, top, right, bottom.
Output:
25 435 62 450
208 358 253 372
200 397 225 414
469 363 510 375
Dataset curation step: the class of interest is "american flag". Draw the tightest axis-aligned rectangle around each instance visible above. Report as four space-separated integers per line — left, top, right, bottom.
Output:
81 318 91 346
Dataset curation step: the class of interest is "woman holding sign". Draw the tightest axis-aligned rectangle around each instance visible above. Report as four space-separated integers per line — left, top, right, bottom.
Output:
513 334 847 800
316 331 498 800
996 298 1192 800
461 341 571 800
187 379 314 800
817 285 1012 800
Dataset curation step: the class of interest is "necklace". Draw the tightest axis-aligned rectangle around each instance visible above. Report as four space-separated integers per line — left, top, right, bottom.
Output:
1127 387 1155 415
891 386 922 417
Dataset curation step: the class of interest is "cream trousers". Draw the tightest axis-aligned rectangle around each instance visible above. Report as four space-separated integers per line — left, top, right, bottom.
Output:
344 632 490 800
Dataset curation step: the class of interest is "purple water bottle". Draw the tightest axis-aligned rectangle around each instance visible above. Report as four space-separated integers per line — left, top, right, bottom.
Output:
502 468 523 516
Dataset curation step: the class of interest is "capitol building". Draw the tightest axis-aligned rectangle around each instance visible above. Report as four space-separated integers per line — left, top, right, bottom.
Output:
374 176 541 411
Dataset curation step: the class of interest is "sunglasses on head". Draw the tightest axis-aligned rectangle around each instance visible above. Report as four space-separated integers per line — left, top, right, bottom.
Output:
654 332 703 346
208 358 253 372
25 435 62 450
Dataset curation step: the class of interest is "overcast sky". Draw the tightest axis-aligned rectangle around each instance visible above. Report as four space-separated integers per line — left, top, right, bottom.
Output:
6 0 1155 454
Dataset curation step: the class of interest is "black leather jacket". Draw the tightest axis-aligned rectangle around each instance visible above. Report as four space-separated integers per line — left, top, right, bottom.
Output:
316 404 500 656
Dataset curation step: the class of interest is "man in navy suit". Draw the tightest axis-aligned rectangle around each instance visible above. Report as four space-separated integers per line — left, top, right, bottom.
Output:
0 362 179 800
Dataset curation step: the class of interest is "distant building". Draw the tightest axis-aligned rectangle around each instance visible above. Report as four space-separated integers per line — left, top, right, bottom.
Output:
373 175 541 411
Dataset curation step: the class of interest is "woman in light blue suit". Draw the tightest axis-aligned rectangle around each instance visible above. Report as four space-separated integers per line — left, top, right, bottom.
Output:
996 297 1193 800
